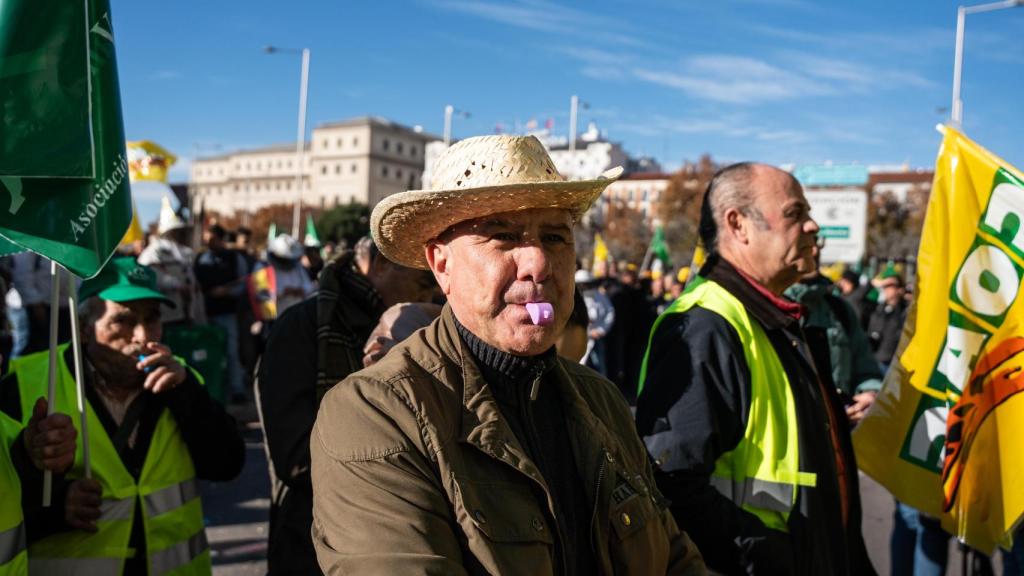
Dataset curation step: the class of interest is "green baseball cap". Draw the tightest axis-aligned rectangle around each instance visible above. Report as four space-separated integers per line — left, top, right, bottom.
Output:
78 257 175 307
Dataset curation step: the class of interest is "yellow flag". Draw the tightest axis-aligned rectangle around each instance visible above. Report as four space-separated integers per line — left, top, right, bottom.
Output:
127 140 177 183
592 233 609 275
853 126 1024 553
119 199 146 243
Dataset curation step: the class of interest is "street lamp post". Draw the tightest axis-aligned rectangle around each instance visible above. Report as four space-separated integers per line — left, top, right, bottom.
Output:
951 0 1023 127
568 95 589 156
443 105 470 147
265 45 310 238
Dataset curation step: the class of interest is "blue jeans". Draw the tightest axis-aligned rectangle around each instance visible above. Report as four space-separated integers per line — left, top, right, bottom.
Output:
892 501 950 576
7 306 28 359
210 314 244 397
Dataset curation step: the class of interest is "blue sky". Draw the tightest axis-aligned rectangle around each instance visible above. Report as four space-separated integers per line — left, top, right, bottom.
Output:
110 0 1024 225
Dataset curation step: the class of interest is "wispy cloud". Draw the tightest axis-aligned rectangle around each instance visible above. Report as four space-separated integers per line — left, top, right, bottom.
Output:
746 23 950 58
427 0 651 48
634 55 832 104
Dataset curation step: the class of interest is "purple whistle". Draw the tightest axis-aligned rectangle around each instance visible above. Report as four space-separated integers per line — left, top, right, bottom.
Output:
525 302 554 326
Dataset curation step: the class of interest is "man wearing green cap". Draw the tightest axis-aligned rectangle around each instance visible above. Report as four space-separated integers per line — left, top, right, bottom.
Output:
0 257 244 575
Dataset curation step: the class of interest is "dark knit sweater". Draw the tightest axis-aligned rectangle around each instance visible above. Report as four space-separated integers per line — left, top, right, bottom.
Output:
455 319 596 576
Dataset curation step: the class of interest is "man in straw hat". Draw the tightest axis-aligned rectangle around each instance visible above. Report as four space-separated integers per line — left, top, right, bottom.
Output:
311 135 705 574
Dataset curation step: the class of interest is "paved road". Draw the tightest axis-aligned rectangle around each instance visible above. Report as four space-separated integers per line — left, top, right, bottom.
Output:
202 403 1007 575
203 415 269 576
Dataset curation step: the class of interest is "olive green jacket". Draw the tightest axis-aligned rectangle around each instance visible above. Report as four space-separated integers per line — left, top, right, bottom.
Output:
311 306 705 575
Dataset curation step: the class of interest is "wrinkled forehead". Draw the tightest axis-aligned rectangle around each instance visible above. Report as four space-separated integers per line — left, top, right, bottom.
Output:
444 207 574 238
753 167 806 209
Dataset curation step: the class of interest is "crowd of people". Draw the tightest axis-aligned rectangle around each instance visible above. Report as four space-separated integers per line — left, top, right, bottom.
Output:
0 133 1015 575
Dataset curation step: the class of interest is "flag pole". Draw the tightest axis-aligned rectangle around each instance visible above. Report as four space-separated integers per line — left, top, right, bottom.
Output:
42 260 61 506
66 273 91 478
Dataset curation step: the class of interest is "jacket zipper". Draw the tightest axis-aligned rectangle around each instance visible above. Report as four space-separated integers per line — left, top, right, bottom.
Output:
590 452 607 561
524 366 568 575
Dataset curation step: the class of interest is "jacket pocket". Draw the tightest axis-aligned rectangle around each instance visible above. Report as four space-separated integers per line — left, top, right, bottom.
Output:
452 475 554 576
607 471 672 575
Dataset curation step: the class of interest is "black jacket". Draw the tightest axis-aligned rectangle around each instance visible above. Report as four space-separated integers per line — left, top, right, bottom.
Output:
866 300 907 366
636 255 874 576
256 253 384 575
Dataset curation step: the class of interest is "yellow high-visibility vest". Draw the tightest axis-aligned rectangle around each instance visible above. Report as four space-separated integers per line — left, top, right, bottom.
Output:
639 276 817 531
11 346 211 575
0 423 27 576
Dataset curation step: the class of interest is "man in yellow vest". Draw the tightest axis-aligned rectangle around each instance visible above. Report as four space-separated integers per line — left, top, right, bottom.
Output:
0 257 245 575
1 396 79 576
636 163 875 575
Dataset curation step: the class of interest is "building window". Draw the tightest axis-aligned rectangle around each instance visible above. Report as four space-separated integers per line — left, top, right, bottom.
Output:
352 137 359 147
396 168 403 180
321 166 327 175
323 139 329 149
396 142 404 154
286 182 291 190
235 163 240 171
382 165 389 177
411 145 417 157
351 163 357 173
335 164 341 174
287 161 292 168
642 189 649 202
336 138 343 148
382 138 390 152
234 184 239 191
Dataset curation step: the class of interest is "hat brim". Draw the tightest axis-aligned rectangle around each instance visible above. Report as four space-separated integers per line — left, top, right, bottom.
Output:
372 167 623 270
95 286 176 308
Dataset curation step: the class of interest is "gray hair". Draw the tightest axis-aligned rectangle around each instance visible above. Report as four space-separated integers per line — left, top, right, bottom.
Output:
76 296 106 334
699 162 788 252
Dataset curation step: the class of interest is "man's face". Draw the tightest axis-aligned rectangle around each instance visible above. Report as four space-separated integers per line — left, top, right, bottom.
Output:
880 278 904 305
427 208 575 356
92 299 163 358
741 169 820 292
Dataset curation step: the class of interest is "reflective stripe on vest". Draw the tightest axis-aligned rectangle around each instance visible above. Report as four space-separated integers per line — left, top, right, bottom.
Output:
0 522 25 566
639 276 817 532
100 497 135 521
145 479 199 517
149 528 208 575
28 557 123 575
10 347 211 576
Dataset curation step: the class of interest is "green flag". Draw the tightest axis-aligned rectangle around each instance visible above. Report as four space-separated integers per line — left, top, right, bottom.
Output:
304 214 321 248
0 0 132 278
0 0 93 177
649 225 671 268
268 222 277 242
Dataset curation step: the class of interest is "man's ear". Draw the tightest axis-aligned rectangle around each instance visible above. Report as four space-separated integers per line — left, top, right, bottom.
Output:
722 208 749 245
424 241 452 296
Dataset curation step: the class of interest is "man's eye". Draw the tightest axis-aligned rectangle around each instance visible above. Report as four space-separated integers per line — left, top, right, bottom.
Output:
492 232 518 242
542 234 569 244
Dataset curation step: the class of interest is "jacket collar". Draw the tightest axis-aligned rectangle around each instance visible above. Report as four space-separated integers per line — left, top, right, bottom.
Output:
701 253 801 331
433 306 619 486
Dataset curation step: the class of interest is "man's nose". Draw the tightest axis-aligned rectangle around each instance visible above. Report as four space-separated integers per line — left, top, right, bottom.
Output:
515 243 551 283
134 323 157 344
804 217 820 234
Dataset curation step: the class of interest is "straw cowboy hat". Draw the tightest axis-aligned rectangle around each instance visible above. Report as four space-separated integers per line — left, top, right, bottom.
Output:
371 135 622 270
